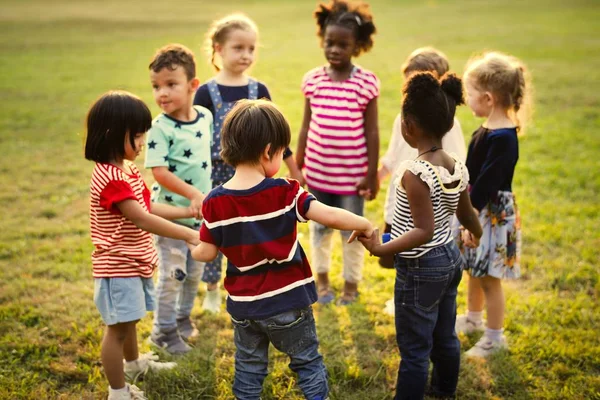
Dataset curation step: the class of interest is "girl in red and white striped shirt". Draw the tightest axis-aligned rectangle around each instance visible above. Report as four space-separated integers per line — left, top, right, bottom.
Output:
85 91 200 400
296 0 379 305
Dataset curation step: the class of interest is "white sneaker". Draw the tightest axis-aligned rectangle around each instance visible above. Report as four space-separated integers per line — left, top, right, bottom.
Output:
383 298 395 316
455 314 485 334
124 352 176 381
202 287 222 313
465 335 508 358
107 383 147 400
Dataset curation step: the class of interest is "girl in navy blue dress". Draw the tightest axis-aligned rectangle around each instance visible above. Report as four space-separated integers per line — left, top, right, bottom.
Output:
456 51 532 358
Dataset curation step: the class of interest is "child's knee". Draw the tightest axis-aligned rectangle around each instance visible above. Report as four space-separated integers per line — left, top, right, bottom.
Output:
479 276 501 293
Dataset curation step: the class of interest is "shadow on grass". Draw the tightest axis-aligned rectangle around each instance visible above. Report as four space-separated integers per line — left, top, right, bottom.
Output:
457 332 533 400
141 310 223 399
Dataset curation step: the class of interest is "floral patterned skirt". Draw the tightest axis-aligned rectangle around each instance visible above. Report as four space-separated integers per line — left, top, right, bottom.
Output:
457 191 521 279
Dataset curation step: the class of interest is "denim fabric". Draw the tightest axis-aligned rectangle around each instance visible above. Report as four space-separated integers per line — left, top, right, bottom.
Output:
231 307 328 400
94 276 155 326
394 241 463 400
308 188 365 282
153 235 204 331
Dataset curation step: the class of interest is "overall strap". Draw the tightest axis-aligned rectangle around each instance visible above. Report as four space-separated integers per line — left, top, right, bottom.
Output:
248 78 258 100
207 79 224 111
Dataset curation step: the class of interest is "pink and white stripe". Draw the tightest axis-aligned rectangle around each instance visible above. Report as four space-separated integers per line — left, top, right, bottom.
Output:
302 66 379 195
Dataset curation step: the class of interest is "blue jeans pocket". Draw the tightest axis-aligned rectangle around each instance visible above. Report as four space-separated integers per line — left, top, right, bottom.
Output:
414 273 450 311
268 308 315 356
231 316 251 328
267 309 307 331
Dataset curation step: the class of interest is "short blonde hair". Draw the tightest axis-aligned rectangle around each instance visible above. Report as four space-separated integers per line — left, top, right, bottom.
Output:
205 14 258 72
402 47 449 78
464 51 533 133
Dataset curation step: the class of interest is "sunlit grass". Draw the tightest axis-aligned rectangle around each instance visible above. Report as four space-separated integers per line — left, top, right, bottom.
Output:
0 0 599 399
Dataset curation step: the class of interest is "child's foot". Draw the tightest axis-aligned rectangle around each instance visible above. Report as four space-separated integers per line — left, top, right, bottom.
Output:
124 351 176 381
177 317 199 340
465 335 508 358
202 287 221 313
336 291 359 306
107 383 147 400
455 314 485 334
383 298 395 316
149 328 192 355
317 287 335 305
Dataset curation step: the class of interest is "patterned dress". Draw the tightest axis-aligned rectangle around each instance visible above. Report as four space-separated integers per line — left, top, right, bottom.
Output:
457 126 521 279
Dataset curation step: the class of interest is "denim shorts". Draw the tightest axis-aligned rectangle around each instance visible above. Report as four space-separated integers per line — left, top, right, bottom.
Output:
94 276 156 326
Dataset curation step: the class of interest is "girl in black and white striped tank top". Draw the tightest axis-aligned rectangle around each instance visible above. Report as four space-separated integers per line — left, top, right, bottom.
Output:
356 71 483 400
391 154 469 257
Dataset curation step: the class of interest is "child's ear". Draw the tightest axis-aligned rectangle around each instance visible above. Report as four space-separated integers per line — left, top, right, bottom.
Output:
190 77 200 91
484 91 494 106
401 117 413 137
262 143 272 161
214 43 223 55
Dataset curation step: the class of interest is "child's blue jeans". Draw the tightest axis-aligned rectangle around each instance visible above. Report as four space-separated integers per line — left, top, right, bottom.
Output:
394 241 463 400
230 306 328 400
152 234 204 332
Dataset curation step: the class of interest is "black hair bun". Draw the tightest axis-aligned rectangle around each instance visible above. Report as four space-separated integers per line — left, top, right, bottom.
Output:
440 73 465 105
403 71 440 100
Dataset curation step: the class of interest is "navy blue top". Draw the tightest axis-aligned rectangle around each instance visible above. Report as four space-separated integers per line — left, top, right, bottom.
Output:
194 81 271 116
193 81 292 159
466 127 519 211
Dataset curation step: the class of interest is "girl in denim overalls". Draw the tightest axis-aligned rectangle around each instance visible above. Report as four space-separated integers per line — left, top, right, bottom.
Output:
357 72 482 400
194 14 302 313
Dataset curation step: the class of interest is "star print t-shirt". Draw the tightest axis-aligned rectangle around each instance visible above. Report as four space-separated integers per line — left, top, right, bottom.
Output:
144 105 213 227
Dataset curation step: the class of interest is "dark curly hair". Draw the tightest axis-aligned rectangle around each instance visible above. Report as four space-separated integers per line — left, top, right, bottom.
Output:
314 0 376 55
402 72 465 139
148 43 196 80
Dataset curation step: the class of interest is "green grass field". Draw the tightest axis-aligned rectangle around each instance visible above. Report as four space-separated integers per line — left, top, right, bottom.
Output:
0 0 599 399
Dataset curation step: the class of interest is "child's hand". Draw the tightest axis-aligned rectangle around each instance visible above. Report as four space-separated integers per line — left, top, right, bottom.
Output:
347 224 374 243
186 241 199 252
190 193 205 219
356 177 379 201
358 228 381 255
358 189 371 199
461 229 480 248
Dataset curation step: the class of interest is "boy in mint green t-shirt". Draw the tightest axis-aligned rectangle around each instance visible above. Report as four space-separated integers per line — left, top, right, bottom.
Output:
145 44 212 354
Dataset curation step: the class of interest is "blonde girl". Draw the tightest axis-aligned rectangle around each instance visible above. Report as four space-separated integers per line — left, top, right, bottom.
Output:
457 51 531 357
193 14 303 313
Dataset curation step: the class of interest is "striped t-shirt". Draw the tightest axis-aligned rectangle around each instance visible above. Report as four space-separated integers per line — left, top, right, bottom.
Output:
392 154 469 258
302 66 380 195
199 178 317 320
89 162 158 278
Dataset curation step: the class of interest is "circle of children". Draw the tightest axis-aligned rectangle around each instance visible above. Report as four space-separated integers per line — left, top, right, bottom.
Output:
84 0 531 399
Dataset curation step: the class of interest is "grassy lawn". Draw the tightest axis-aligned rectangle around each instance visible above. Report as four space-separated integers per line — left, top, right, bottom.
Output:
0 0 599 398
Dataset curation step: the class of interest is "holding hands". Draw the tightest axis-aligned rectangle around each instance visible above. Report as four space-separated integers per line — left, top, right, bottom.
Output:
189 192 205 220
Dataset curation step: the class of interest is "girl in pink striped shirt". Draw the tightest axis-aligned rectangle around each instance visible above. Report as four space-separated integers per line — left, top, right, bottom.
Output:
296 0 379 305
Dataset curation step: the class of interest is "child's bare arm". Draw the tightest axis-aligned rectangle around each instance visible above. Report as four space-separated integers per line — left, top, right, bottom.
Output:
284 155 305 186
150 203 193 221
191 242 218 262
117 199 200 245
359 172 433 256
152 167 205 218
295 99 312 170
305 201 373 238
356 98 380 200
456 190 483 239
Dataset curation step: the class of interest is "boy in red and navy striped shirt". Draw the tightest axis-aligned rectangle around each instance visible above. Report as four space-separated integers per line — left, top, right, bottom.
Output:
192 100 373 400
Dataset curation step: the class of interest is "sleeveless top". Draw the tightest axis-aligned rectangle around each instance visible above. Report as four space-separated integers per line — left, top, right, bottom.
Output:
206 78 258 161
391 153 469 258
